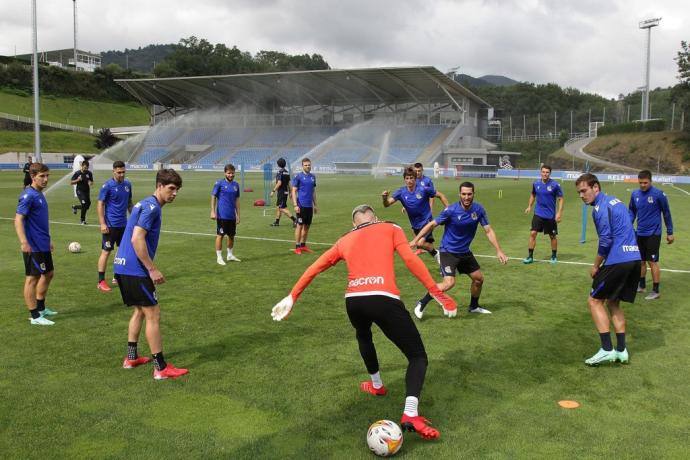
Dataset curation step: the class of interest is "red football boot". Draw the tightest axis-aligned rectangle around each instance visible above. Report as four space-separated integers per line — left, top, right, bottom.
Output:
153 363 189 380
97 280 112 292
301 246 314 253
359 381 387 396
122 356 152 369
294 247 302 255
400 414 440 439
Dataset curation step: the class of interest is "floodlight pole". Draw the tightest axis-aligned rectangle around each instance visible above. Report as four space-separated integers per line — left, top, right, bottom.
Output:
73 0 78 71
31 0 41 162
639 18 660 121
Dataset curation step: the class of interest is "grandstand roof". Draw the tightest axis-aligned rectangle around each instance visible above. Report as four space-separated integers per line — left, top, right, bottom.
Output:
115 66 491 111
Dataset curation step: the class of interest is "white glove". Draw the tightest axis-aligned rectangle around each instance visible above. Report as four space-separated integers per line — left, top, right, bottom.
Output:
271 295 295 321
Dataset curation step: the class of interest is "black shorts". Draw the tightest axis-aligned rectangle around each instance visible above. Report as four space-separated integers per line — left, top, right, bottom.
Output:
590 261 641 303
102 227 125 251
23 176 31 187
297 207 313 226
276 191 289 209
114 274 158 307
637 235 661 262
413 226 435 244
439 251 481 277
216 219 237 237
531 215 558 236
23 251 54 276
76 190 91 208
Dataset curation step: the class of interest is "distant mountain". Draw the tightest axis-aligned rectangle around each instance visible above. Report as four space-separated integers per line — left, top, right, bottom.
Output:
454 73 518 88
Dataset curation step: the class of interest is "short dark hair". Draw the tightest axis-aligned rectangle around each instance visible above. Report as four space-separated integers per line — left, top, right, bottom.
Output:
413 162 423 169
403 166 416 178
638 170 652 180
541 164 552 172
224 163 236 172
575 173 600 188
459 181 475 192
302 158 311 164
29 162 49 177
81 160 89 167
156 168 182 188
113 160 125 169
277 158 286 168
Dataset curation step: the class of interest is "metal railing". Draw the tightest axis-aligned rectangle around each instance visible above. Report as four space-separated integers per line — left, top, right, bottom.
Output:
0 112 95 134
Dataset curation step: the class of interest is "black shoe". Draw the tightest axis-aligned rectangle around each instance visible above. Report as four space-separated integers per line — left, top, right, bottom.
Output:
270 222 280 227
71 205 77 215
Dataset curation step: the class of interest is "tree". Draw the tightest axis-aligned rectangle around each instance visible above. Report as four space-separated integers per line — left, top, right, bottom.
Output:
95 128 119 150
672 41 690 131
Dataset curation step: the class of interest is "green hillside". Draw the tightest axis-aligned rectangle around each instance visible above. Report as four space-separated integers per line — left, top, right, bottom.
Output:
0 89 148 128
0 130 100 154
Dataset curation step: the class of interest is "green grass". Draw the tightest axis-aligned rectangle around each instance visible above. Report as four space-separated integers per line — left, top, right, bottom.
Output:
1 171 689 458
0 130 100 153
0 89 149 128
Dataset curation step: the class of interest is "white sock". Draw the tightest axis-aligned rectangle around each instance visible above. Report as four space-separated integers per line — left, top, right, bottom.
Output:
370 372 383 389
227 248 233 256
403 396 419 417
216 250 222 258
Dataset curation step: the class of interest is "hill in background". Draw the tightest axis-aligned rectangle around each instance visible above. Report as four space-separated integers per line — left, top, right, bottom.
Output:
455 73 519 87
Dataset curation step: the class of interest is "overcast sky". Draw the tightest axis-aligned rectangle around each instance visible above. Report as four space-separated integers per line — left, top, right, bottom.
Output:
1 0 687 98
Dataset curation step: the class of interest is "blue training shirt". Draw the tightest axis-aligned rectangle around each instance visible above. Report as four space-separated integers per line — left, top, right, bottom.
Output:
392 184 436 230
435 202 489 254
532 179 563 219
417 175 436 196
628 186 673 237
113 196 162 277
212 178 240 220
16 186 51 252
293 172 316 207
591 192 641 266
98 178 132 228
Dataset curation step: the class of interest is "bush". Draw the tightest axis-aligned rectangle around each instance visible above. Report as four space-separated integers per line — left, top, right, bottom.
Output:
597 119 666 135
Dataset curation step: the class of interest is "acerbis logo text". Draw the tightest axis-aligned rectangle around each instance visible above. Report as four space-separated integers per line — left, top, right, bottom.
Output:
348 276 384 287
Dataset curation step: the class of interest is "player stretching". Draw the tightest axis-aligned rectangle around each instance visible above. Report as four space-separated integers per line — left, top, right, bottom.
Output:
523 165 564 264
292 158 317 254
628 170 674 300
210 164 241 265
411 182 508 318
97 161 133 292
15 163 58 325
269 157 297 227
576 173 640 366
70 160 94 225
382 166 448 263
114 169 189 380
272 205 456 439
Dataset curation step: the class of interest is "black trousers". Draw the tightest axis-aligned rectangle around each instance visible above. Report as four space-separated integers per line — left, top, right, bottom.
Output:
75 190 91 221
345 295 428 398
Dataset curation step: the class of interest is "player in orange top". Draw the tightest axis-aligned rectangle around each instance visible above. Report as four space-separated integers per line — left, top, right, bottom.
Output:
271 204 457 440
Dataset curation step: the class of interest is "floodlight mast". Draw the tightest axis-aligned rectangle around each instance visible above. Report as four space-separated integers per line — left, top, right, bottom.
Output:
73 0 78 72
639 17 660 121
31 0 41 162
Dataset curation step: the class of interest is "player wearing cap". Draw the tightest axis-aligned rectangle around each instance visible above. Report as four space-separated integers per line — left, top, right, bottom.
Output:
576 173 640 366
628 170 674 300
271 205 457 440
523 165 564 264
114 169 188 380
15 162 58 325
411 182 508 318
96 161 133 292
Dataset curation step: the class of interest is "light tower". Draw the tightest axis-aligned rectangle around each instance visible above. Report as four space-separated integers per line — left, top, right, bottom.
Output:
73 0 78 71
638 17 661 121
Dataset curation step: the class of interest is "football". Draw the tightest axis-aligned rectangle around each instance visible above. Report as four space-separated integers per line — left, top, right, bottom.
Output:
68 242 81 253
366 420 403 457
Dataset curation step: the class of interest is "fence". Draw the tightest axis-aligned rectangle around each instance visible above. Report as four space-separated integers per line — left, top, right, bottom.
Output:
0 112 95 134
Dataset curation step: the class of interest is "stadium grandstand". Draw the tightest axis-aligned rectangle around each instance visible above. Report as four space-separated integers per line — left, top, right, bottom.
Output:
114 67 519 174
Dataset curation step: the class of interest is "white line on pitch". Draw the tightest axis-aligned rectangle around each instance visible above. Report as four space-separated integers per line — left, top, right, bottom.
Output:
3 216 689 274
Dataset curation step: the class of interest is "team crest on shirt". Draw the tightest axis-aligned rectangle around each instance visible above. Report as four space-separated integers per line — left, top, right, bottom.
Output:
125 186 130 192
416 193 422 199
471 212 478 220
547 186 552 191
647 196 654 203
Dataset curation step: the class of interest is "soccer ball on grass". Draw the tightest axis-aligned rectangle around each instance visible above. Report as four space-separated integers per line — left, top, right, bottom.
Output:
68 242 81 253
367 420 403 457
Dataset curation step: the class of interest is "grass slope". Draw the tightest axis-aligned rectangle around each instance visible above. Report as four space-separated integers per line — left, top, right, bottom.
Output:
0 89 149 128
0 130 99 154
1 171 689 458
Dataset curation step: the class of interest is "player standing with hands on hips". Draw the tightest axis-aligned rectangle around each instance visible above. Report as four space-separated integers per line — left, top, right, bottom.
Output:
271 205 457 439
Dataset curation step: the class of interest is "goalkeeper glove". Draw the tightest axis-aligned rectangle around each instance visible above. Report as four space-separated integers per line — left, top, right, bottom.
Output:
271 295 295 321
429 288 457 318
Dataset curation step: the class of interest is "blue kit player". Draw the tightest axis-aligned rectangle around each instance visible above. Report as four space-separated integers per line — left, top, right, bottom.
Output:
292 158 317 254
15 162 58 325
210 164 241 265
523 165 564 264
629 170 674 300
576 173 640 366
270 157 297 227
114 169 188 380
97 161 133 292
410 182 508 319
382 166 448 263
413 162 436 211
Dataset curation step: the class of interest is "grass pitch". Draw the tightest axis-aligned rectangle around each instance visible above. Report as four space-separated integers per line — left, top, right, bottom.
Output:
1 170 689 459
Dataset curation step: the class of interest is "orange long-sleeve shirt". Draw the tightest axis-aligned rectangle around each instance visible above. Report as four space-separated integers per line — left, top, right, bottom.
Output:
290 221 440 301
